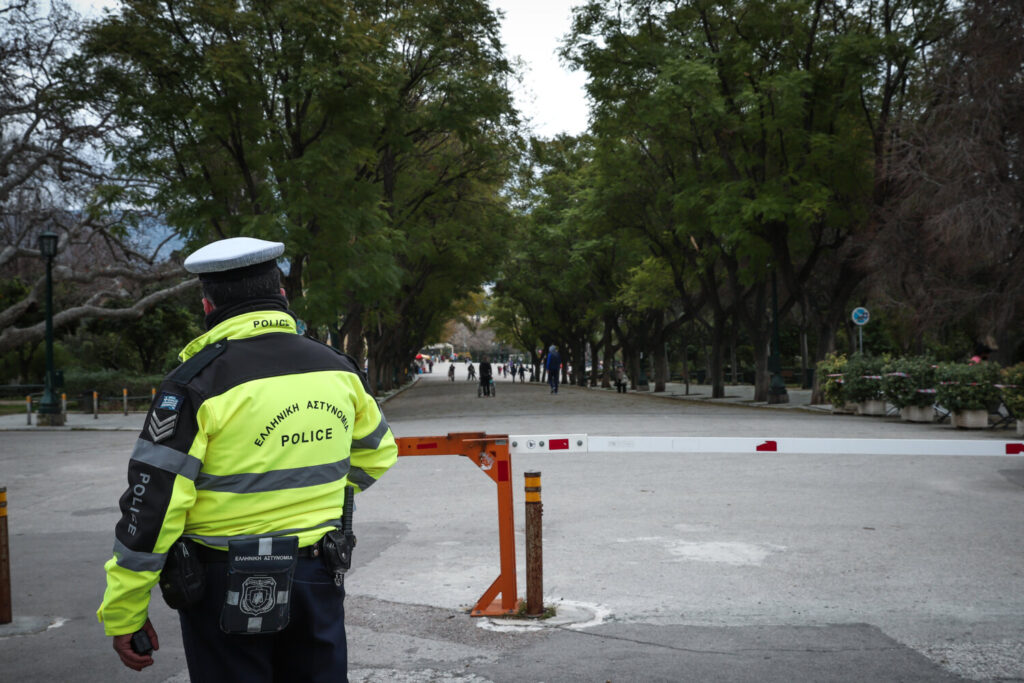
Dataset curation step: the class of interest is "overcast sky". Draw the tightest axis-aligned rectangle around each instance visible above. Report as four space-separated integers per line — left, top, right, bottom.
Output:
70 0 591 139
489 0 590 138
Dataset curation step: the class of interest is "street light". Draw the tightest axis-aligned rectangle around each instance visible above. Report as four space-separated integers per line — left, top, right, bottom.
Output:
37 231 64 426
768 268 789 405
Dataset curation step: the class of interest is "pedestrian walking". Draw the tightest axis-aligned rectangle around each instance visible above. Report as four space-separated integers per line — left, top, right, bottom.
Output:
96 237 398 682
614 362 628 393
479 355 493 397
546 345 562 394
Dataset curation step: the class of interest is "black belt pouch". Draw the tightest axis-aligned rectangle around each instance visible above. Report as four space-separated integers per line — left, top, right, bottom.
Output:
159 539 205 610
219 536 298 634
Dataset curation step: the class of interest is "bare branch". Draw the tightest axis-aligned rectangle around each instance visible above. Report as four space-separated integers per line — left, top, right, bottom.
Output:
0 278 199 353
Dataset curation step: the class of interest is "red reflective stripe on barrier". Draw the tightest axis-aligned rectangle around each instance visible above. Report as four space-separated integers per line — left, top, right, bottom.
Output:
1007 443 1024 455
416 442 439 450
549 438 569 450
756 440 778 452
498 460 510 482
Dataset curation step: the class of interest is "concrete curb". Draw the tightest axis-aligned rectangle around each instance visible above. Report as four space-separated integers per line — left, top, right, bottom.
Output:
379 375 421 405
576 381 825 413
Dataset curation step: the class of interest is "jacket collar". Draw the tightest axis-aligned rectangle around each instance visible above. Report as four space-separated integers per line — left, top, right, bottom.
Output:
179 310 298 362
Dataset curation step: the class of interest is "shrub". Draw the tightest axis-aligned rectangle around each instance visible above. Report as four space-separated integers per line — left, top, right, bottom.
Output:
1000 363 1024 418
882 356 938 409
62 369 165 399
934 362 1001 413
817 352 848 407
842 354 885 403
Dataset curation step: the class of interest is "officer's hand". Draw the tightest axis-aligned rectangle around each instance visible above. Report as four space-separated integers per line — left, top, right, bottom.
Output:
112 619 159 671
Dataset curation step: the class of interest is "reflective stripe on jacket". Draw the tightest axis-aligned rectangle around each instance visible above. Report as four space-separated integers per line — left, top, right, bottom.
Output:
97 309 397 635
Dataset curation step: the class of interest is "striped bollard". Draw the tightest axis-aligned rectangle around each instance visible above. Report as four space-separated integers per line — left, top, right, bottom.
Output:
0 487 10 624
524 471 543 617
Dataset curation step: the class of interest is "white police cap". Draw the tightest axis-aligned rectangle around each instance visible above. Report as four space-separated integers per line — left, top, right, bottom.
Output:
184 237 284 278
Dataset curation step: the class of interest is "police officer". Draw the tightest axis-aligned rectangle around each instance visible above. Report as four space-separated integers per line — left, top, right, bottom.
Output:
97 237 398 681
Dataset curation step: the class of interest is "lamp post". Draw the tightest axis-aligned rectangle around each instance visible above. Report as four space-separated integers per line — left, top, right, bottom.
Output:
37 232 64 426
767 268 789 404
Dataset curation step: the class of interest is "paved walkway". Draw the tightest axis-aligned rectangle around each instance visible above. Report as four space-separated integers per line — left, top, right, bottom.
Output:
2 362 1022 682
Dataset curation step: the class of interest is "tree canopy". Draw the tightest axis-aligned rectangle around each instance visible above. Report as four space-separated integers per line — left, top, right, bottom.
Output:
3 0 1022 395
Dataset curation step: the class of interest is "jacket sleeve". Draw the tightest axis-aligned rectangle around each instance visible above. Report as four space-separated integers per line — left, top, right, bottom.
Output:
346 380 398 493
96 383 206 636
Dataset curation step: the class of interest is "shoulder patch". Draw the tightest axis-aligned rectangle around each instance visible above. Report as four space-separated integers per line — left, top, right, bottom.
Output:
147 410 178 443
169 341 229 385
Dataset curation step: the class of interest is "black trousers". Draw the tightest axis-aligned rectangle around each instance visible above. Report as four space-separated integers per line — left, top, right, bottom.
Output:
179 556 347 683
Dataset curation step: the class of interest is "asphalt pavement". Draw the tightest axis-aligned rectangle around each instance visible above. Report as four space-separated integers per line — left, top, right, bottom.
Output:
1 362 1022 682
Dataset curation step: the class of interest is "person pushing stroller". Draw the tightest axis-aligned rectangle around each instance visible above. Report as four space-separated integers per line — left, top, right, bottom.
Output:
478 355 493 397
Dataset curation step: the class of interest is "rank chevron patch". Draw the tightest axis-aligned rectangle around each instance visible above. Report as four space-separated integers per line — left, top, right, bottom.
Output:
148 412 178 443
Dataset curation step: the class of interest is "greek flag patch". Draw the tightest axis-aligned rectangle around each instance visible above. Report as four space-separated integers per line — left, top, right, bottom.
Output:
158 393 182 411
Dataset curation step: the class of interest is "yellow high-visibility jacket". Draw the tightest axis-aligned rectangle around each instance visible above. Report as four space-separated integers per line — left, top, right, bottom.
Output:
97 309 397 636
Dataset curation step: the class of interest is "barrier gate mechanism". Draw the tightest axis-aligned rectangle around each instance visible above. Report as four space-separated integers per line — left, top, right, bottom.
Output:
396 433 518 617
395 432 1024 618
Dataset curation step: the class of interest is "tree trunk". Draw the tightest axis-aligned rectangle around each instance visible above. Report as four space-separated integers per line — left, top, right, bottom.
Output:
345 310 364 366
709 313 726 399
654 342 668 393
754 343 769 402
576 338 587 387
628 349 641 391
601 325 615 389
681 340 690 395
367 354 379 396
800 327 810 389
729 323 739 385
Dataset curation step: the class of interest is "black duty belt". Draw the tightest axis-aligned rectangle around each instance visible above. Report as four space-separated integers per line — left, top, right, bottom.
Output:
194 538 323 563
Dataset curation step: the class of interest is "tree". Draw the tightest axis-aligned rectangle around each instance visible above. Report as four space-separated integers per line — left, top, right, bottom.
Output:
564 0 954 399
356 0 520 390
870 0 1024 361
86 0 520 392
0 0 195 357
492 136 631 386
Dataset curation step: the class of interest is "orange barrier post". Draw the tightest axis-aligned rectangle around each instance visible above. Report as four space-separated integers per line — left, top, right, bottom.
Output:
396 433 518 617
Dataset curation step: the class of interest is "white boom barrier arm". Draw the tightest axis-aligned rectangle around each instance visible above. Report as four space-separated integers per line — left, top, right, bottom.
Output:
509 435 1024 458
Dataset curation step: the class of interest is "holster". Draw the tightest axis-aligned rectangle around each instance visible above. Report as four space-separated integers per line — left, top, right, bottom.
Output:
220 536 298 634
321 529 355 574
159 538 206 610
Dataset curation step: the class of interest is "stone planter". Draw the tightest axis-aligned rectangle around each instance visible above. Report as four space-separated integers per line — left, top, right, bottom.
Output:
901 405 934 423
1017 419 1024 437
951 409 988 429
832 402 859 415
858 399 887 416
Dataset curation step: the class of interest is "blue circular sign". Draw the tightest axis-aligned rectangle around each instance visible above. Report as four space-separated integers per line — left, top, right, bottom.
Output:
851 307 870 326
